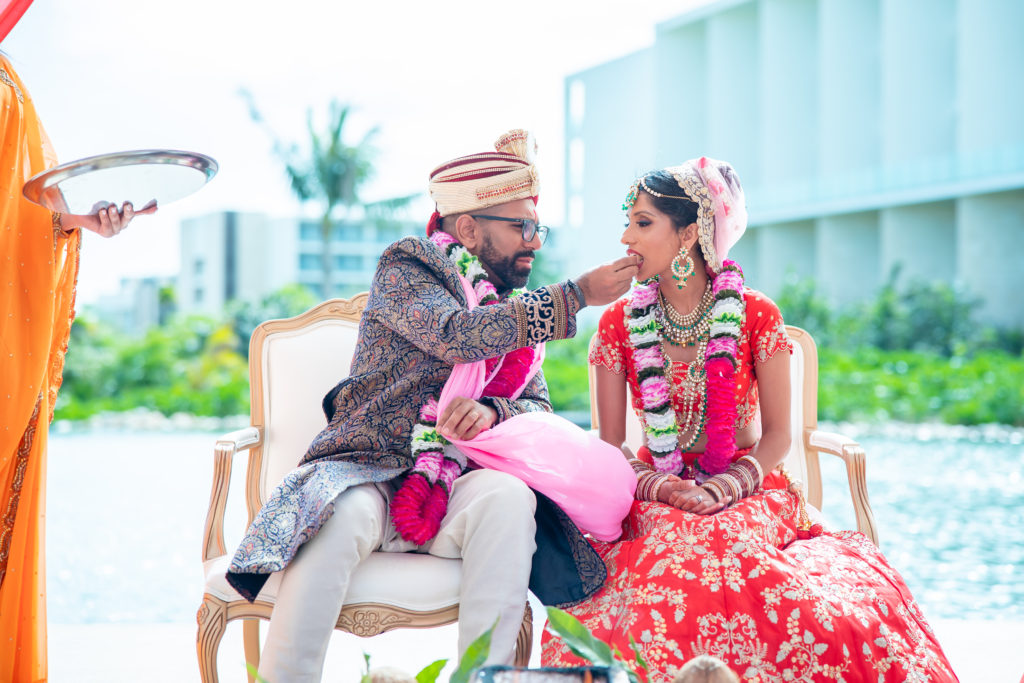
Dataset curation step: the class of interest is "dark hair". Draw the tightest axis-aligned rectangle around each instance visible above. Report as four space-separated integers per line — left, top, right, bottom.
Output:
638 170 699 230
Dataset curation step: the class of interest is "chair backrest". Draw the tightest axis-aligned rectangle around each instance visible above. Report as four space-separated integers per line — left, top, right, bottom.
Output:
587 325 819 502
244 294 368 522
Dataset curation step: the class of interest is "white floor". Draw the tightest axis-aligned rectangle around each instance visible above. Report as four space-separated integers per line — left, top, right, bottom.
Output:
48 617 1024 683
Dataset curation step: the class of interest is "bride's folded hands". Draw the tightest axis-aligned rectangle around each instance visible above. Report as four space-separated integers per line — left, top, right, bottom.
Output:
658 476 731 515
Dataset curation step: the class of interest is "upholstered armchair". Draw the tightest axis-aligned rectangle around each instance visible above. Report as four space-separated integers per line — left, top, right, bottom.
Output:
587 325 879 544
196 295 533 683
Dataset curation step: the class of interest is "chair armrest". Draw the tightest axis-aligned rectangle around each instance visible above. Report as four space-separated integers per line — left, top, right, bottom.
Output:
806 429 880 546
201 427 263 563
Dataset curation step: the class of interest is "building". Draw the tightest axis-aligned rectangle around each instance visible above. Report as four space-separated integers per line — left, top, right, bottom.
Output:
177 212 418 317
563 0 1024 327
86 275 175 334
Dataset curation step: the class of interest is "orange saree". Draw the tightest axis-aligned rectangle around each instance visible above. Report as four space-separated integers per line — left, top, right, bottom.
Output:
0 55 80 682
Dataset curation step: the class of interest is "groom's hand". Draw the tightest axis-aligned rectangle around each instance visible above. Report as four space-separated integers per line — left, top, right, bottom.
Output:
438 397 497 440
574 255 641 306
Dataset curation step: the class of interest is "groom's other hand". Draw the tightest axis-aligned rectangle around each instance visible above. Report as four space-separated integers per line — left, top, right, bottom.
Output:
575 255 641 306
438 397 498 440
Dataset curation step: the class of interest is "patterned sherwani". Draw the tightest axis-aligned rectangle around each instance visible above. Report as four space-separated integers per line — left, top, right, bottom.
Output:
227 236 605 605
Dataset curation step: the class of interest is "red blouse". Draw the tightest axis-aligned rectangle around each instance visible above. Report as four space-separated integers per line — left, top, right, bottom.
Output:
590 289 793 430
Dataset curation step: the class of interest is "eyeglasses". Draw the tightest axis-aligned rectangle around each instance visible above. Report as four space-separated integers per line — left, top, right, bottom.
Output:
470 215 550 245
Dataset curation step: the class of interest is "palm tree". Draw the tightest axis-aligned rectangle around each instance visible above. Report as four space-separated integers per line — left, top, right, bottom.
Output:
242 92 418 298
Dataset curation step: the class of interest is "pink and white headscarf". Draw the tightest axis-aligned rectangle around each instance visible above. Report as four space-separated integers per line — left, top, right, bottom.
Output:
665 157 747 274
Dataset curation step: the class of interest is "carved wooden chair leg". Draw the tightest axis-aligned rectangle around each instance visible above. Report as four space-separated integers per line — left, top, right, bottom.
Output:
513 601 534 667
243 619 261 683
196 595 227 683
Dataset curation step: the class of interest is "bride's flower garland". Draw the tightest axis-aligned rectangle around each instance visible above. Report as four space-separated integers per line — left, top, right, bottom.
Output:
625 260 745 478
390 230 534 545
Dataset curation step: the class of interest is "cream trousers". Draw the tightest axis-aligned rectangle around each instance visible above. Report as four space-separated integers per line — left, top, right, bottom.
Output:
258 468 538 683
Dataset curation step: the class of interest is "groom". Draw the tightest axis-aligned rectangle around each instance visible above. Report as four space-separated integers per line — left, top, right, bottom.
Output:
227 129 639 681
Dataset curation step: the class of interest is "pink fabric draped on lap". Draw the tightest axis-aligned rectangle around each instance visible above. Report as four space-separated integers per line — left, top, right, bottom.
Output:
436 274 636 542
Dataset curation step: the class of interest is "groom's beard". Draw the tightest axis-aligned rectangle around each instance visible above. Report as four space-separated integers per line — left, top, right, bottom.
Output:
478 234 534 291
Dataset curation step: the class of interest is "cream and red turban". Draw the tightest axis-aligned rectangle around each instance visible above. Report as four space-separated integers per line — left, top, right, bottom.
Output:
426 129 539 235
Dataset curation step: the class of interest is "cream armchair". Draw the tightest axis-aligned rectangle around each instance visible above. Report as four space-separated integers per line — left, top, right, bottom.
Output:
587 325 879 544
196 295 533 683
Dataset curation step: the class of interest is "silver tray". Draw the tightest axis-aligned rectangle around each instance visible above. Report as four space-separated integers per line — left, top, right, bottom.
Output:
22 149 218 214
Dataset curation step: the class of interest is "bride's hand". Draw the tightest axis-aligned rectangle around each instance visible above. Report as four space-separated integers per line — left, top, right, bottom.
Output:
62 200 157 238
664 482 731 515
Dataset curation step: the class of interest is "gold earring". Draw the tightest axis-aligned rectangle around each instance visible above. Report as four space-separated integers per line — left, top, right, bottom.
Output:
671 248 695 289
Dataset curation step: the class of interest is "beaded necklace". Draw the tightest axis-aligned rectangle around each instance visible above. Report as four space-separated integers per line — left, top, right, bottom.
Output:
659 281 714 347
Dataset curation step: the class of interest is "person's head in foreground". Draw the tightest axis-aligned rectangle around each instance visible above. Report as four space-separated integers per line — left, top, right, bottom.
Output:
672 654 741 683
426 129 548 292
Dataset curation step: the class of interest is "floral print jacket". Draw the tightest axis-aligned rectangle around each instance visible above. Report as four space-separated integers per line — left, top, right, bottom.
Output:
227 236 606 606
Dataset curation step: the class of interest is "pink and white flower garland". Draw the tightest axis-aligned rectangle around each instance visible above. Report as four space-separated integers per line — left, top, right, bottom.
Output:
625 260 745 478
390 231 535 545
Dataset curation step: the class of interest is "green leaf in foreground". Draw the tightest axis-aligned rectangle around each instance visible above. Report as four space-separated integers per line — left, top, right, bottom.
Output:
415 658 448 683
628 634 649 673
449 619 496 683
545 606 614 666
245 662 272 683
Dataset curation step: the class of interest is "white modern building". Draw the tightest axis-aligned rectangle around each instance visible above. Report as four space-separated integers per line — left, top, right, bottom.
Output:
87 275 175 334
563 0 1024 327
176 212 418 317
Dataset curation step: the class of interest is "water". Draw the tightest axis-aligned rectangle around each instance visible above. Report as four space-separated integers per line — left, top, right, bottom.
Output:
45 428 1023 624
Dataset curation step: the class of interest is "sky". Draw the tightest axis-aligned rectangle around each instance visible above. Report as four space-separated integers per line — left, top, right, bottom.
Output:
5 0 711 304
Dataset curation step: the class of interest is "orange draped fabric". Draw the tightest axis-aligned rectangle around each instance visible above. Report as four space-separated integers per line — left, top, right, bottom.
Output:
0 55 80 683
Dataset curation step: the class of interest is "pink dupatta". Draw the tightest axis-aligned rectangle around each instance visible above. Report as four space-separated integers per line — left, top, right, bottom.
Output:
438 275 636 542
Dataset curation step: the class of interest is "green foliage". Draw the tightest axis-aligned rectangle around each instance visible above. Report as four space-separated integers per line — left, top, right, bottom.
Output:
414 659 448 683
541 329 594 413
818 347 1024 426
245 663 271 683
57 312 249 420
226 283 319 358
545 607 640 683
56 272 1024 427
449 619 496 683
777 266 987 356
774 270 831 341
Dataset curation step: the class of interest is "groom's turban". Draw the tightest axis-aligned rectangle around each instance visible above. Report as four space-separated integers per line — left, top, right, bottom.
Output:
426 129 539 235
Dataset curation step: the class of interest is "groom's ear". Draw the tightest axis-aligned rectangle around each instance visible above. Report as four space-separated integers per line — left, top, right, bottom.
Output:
454 214 481 252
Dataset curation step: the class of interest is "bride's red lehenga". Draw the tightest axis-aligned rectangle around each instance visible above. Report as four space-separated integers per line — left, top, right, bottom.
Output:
541 294 958 682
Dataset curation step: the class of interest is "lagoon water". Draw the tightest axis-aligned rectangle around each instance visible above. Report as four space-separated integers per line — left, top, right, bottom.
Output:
42 427 1024 681
46 427 1023 625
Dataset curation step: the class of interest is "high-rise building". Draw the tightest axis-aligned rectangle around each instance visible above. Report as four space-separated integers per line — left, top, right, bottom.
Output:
564 0 1024 327
177 212 418 316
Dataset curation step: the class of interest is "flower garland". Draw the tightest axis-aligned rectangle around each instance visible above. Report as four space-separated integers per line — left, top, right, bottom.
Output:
390 231 535 544
624 260 745 478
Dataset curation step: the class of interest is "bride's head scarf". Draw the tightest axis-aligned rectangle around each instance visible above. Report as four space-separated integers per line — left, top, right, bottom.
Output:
627 157 747 274
664 157 747 274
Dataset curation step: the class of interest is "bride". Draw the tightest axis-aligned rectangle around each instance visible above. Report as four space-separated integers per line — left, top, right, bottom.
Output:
541 158 958 682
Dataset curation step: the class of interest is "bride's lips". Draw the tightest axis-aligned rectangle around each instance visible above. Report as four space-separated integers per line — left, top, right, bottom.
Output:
627 249 644 265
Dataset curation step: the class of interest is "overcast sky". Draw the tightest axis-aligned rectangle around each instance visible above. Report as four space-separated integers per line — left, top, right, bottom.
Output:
5 0 708 303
